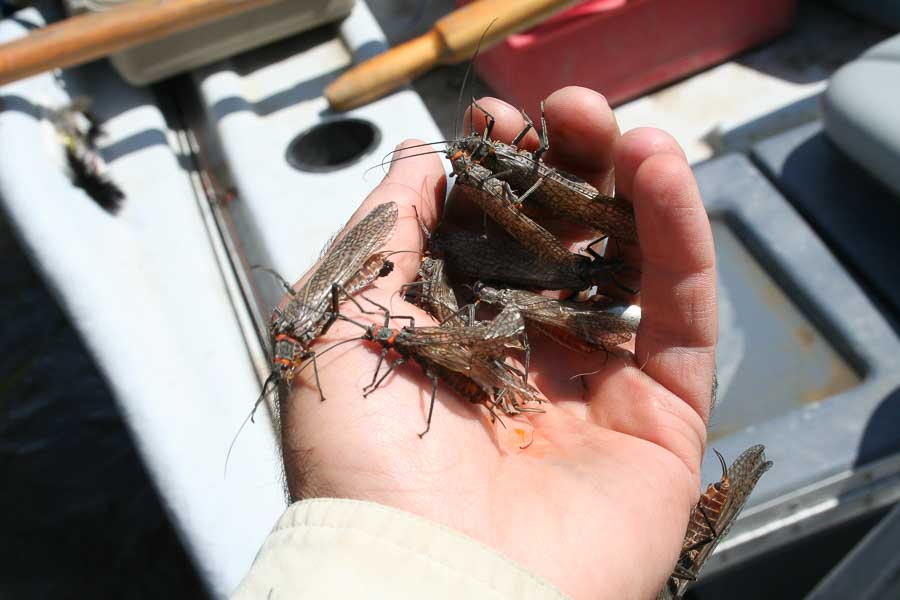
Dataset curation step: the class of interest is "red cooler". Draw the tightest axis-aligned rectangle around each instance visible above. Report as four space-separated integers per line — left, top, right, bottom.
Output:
462 0 798 113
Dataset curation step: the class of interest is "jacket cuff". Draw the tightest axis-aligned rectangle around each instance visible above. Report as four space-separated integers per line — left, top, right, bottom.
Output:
232 497 568 599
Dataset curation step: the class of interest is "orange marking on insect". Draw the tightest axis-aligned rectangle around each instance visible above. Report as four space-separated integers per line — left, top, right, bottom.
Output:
386 330 399 345
275 333 299 344
275 358 292 368
536 323 600 353
450 150 463 161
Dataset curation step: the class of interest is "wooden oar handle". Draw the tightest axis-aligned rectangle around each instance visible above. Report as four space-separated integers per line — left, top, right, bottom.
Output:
326 0 581 112
436 0 581 63
0 0 277 86
324 31 443 112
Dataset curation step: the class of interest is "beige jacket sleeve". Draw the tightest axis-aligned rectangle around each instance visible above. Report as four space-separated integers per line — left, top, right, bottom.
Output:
232 498 569 599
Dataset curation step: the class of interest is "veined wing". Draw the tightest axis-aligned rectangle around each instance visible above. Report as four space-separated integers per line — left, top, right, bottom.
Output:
298 201 399 308
668 445 772 598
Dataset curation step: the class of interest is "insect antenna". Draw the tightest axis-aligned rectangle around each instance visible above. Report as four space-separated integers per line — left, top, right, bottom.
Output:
293 334 369 377
379 139 455 159
455 18 497 139
251 264 295 295
363 148 450 178
382 249 423 259
224 370 278 477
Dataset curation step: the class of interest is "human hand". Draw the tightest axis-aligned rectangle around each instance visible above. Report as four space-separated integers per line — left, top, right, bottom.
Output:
280 86 717 600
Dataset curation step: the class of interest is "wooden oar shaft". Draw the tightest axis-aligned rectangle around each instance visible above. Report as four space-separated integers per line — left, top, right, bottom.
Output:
325 0 581 112
0 0 278 86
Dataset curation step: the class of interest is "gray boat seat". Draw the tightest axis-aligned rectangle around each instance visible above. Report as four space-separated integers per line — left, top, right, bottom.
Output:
823 34 900 198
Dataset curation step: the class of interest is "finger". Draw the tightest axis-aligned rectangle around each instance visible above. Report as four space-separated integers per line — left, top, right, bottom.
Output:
628 152 717 422
613 128 687 199
599 128 687 288
541 86 620 194
354 139 447 290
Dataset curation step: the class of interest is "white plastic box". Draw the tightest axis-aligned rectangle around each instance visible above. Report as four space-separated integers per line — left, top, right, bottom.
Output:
64 0 354 84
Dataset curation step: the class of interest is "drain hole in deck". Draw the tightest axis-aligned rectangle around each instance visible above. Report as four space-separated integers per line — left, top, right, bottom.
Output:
286 119 380 173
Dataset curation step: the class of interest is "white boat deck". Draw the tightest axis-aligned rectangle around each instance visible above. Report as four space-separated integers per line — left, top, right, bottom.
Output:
0 0 893 597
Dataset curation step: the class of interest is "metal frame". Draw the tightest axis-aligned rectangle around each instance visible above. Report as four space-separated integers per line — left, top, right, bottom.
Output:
692 153 900 576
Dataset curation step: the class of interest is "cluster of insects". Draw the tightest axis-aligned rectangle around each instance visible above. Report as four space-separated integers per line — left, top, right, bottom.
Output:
259 101 644 436
251 100 771 598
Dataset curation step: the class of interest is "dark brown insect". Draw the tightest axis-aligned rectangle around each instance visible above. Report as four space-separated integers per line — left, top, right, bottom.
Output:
227 246 397 474
267 201 398 402
432 224 633 293
366 305 525 368
474 284 640 352
447 100 638 242
394 341 543 424
355 306 531 436
400 206 469 326
403 255 466 326
401 250 543 414
448 156 578 266
471 356 545 416
658 445 773 599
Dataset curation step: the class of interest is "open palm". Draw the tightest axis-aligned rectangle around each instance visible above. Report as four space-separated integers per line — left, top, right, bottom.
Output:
281 87 717 600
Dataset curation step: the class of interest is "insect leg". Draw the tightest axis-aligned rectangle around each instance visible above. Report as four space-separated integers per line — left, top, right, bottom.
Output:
484 401 506 428
364 346 392 392
319 282 345 337
418 367 440 438
698 503 719 541
511 108 534 146
498 179 528 208
533 100 550 162
584 235 609 260
321 283 386 337
412 204 432 241
671 564 697 581
399 279 426 302
438 303 477 326
516 174 547 204
610 276 639 297
522 328 531 384
585 238 640 296
471 98 496 140
358 296 415 327
492 388 510 417
679 535 716 555
363 348 406 398
250 371 279 423
303 350 326 402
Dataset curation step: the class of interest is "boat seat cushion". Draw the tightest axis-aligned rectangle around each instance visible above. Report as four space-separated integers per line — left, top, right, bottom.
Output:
822 33 900 199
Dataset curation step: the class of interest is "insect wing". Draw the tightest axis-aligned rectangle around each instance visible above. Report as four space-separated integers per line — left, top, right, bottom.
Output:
671 445 772 597
433 224 589 291
716 445 773 541
454 163 577 265
298 201 398 308
409 257 463 325
482 305 525 348
480 287 637 351
478 124 638 242
412 342 477 374
557 304 638 349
